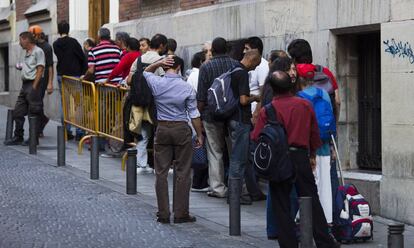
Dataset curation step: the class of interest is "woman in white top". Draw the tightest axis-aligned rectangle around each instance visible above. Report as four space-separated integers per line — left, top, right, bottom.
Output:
187 51 206 92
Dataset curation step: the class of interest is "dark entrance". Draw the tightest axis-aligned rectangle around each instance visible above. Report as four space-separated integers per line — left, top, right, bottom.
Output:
0 45 9 92
357 32 381 170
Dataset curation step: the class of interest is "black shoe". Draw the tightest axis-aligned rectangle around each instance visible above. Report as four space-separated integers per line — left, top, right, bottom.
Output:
21 138 39 146
4 137 23 146
227 195 253 205
251 193 267 201
75 134 83 141
157 217 170 224
174 215 196 224
267 236 278 240
67 133 75 140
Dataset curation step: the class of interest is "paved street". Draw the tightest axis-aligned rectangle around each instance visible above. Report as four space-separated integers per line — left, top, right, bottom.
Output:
0 145 264 248
1 104 414 248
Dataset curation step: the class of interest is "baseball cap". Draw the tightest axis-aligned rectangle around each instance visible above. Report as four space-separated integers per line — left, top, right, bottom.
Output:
296 63 316 79
28 25 43 35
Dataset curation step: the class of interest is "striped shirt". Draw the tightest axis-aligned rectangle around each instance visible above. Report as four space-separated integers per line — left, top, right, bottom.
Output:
88 40 122 83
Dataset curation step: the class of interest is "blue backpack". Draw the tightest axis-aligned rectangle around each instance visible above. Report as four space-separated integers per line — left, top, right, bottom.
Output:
297 88 336 141
253 104 294 182
207 67 243 120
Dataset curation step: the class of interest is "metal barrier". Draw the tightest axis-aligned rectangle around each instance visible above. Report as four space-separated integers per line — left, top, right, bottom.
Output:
61 76 134 171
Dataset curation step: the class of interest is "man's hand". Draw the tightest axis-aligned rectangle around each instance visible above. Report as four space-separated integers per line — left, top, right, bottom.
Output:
47 83 53 95
194 134 204 149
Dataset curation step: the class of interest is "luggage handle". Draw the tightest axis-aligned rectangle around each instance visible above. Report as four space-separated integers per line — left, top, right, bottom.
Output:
331 134 345 186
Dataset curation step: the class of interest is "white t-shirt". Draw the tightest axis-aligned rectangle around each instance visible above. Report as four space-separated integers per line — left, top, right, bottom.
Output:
249 57 269 112
186 68 199 92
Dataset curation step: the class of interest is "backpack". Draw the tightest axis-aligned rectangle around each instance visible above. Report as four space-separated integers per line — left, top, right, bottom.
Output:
333 184 373 243
253 104 294 182
262 81 274 107
314 64 334 95
129 57 153 107
207 67 243 120
297 88 336 141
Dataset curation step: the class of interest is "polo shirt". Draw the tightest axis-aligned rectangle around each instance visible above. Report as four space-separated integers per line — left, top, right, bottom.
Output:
88 40 122 83
22 45 45 81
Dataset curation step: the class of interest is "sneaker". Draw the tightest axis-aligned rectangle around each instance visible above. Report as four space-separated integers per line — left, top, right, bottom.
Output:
191 187 209 193
67 133 75 141
251 193 267 201
100 153 114 158
144 167 154 173
207 191 227 198
136 167 147 174
157 217 170 224
4 137 23 146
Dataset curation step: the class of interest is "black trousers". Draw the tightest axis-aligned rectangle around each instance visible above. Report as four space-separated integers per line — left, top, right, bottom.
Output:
270 149 335 248
13 81 43 138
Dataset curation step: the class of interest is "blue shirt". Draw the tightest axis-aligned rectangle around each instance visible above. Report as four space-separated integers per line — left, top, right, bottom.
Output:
143 71 200 122
301 86 332 156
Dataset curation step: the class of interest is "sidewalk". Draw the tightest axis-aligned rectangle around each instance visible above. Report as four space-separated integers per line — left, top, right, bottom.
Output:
1 104 413 247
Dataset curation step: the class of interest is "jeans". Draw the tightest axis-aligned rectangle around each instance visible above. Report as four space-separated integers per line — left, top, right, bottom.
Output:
227 120 251 181
136 121 153 167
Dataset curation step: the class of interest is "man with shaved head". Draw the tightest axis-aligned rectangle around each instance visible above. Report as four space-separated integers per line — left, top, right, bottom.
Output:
251 71 340 248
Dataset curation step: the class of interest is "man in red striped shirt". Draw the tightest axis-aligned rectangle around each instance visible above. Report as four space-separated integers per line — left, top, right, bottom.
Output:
104 37 141 85
83 27 122 84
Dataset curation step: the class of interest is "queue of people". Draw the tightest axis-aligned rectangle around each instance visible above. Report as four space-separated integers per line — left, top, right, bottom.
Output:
4 20 342 247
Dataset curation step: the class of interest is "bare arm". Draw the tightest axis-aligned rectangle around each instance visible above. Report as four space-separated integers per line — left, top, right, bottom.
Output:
47 66 54 94
191 117 204 148
83 65 95 81
334 89 341 120
33 66 44 90
240 95 260 106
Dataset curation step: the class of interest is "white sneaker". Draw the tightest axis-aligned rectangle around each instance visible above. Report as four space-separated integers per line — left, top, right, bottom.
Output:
136 167 146 174
191 187 209 193
144 167 154 173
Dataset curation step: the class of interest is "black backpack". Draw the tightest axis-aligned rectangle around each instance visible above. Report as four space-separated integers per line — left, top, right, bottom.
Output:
129 57 153 107
253 103 294 182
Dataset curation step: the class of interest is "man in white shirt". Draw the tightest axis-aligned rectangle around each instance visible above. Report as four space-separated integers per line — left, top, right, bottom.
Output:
243 36 268 201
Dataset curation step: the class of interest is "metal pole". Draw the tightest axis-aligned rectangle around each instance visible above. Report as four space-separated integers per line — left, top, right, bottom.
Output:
229 177 241 236
57 126 65 166
5 109 13 142
388 223 404 248
299 197 313 248
126 148 137 195
90 136 99 180
28 116 38 155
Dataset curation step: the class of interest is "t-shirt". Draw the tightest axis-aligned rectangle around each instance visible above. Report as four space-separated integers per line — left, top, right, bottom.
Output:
53 36 86 76
37 40 53 81
186 68 199 92
22 45 45 81
88 40 122 83
130 50 164 76
230 63 251 124
249 57 269 113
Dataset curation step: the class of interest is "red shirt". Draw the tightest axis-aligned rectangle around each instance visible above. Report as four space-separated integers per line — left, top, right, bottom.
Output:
251 93 322 155
322 67 338 90
107 51 141 81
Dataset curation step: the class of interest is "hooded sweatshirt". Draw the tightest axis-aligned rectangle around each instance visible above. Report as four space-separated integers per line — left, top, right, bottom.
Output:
53 36 86 76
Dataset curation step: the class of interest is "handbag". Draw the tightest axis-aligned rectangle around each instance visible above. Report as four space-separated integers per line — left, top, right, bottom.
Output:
192 135 208 169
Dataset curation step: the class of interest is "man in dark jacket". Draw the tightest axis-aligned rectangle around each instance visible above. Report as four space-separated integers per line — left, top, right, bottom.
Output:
53 20 86 140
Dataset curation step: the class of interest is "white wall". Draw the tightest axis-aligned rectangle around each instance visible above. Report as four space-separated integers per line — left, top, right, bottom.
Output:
69 0 88 31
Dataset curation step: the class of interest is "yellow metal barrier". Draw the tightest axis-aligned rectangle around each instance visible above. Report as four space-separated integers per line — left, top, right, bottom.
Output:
62 76 134 170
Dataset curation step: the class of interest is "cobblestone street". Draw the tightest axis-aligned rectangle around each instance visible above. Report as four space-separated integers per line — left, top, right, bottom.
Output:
0 145 261 248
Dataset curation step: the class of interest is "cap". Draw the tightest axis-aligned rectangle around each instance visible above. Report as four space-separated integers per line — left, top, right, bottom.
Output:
28 25 43 35
296 63 316 79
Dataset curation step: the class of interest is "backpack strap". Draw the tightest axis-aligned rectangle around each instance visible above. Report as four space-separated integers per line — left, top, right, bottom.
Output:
315 87 324 99
264 103 279 125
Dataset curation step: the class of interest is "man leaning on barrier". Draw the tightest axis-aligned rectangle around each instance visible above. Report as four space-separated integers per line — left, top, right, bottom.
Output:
143 55 203 224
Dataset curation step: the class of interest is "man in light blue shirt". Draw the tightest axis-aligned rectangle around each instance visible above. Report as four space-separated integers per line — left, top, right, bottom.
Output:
143 56 203 224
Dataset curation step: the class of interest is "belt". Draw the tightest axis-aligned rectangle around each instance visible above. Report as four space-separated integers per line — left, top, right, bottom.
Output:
289 146 308 152
158 120 187 125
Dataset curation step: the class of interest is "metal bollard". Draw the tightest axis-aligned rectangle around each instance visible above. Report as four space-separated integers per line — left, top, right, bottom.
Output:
5 109 13 142
126 148 137 195
28 116 38 155
90 136 99 180
229 177 241 236
388 223 405 248
57 126 65 166
299 197 313 248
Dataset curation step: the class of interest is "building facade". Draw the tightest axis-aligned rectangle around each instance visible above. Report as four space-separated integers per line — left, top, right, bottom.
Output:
0 0 414 225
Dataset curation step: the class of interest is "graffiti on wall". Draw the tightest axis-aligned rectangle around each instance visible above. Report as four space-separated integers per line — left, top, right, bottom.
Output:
383 38 414 64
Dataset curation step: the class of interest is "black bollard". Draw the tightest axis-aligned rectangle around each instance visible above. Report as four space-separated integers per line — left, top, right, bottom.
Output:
126 148 137 195
229 177 241 236
299 197 313 248
5 109 13 142
28 116 38 154
90 136 99 180
57 126 65 166
388 223 405 248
